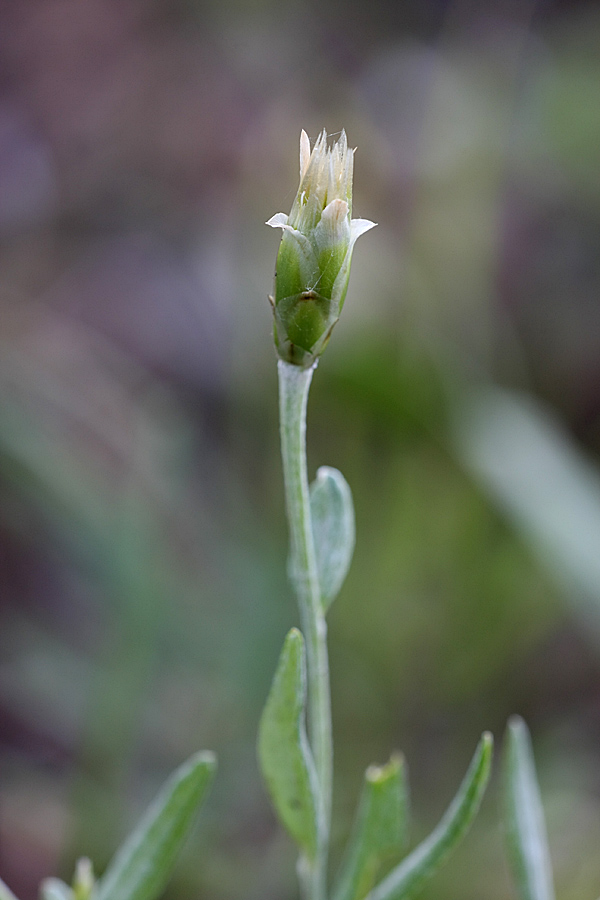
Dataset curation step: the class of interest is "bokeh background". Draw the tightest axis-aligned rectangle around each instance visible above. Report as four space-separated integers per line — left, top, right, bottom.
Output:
1 0 600 898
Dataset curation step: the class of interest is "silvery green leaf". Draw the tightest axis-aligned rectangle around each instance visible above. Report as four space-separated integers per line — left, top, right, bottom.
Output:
454 387 600 610
365 733 493 900
333 754 409 900
39 880 73 900
0 878 21 900
258 628 322 859
503 716 556 900
310 466 355 611
95 751 216 900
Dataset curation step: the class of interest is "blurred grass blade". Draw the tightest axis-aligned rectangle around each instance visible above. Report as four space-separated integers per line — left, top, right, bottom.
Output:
95 751 216 900
72 859 94 900
310 466 355 611
365 733 493 900
0 878 20 900
39 881 73 900
503 716 556 900
258 628 322 859
454 387 600 609
333 754 409 900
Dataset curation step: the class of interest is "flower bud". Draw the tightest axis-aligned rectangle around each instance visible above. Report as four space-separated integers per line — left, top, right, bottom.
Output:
267 130 376 367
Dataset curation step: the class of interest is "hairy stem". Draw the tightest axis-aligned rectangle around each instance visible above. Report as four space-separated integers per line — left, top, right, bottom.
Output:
278 359 332 900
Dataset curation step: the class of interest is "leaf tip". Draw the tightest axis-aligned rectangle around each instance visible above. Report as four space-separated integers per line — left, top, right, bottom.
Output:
315 465 337 482
189 749 218 773
365 752 404 785
281 627 305 667
287 626 304 645
479 731 494 766
507 715 526 736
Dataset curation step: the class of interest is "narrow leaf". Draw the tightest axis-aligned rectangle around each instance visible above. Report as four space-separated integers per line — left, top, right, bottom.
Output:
454 386 600 607
258 628 322 858
365 733 493 900
39 881 73 900
333 754 409 900
310 466 355 611
95 751 216 900
0 878 20 900
503 716 556 900
72 859 94 900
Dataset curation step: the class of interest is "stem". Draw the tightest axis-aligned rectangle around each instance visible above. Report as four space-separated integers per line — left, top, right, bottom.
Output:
278 359 332 900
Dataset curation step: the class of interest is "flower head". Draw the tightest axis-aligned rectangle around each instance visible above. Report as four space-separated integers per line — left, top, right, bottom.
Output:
267 129 376 367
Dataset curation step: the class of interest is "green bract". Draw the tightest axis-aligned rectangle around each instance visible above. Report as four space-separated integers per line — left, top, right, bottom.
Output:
267 130 376 367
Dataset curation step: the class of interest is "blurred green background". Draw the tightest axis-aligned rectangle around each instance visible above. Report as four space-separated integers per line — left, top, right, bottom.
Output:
1 1 600 898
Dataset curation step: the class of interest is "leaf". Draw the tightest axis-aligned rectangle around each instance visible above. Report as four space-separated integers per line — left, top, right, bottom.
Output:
258 628 322 858
365 733 493 900
454 386 600 608
333 754 409 900
503 716 556 900
95 751 216 900
72 859 94 900
0 878 20 900
310 466 355 611
39 881 73 900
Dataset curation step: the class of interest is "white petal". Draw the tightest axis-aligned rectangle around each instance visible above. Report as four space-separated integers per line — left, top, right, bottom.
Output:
350 218 377 244
266 212 289 228
329 218 376 307
322 198 349 225
299 130 311 180
314 199 350 252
